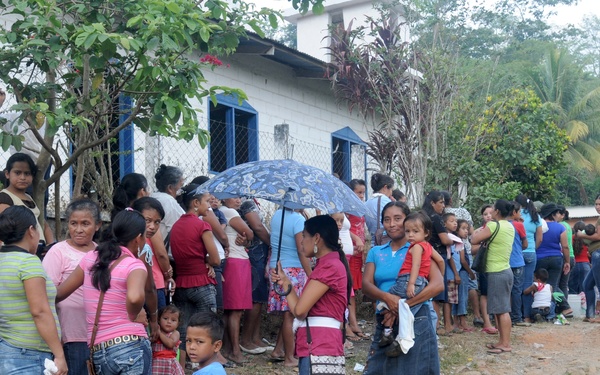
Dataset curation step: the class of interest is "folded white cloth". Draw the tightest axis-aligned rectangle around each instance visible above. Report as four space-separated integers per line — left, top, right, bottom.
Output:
43 358 58 375
396 298 415 354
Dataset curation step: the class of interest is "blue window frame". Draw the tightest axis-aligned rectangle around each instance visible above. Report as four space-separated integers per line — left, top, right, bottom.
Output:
331 127 367 183
208 94 259 173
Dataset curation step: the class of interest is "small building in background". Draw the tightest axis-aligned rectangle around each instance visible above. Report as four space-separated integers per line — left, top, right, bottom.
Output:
566 206 599 226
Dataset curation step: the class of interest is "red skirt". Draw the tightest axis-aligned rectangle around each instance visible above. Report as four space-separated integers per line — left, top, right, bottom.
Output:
223 258 252 310
349 254 363 291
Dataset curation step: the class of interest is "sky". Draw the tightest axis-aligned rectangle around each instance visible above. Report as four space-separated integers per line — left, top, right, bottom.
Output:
251 0 600 28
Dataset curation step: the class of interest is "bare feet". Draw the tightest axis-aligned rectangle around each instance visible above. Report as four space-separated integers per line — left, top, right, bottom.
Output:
226 351 245 365
284 357 298 367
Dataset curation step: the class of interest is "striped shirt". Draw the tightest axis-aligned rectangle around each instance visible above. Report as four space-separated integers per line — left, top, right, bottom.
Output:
0 246 60 352
80 247 148 345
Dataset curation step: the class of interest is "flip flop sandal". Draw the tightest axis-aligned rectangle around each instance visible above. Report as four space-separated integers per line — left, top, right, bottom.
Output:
222 361 238 369
482 327 498 334
485 343 497 349
487 347 512 354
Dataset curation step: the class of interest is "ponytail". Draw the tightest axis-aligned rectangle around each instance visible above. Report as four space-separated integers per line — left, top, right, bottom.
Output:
91 237 123 292
304 215 353 304
91 209 146 292
515 194 539 224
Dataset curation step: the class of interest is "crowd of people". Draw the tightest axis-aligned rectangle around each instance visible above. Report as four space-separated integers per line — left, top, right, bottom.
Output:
3 154 600 375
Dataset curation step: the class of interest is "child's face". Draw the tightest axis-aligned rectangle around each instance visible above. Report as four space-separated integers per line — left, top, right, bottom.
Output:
353 185 366 201
159 311 179 333
512 209 522 222
186 326 221 365
5 161 33 192
457 223 469 239
404 220 427 244
331 213 344 231
142 208 162 239
444 216 457 232
209 195 220 209
482 207 493 223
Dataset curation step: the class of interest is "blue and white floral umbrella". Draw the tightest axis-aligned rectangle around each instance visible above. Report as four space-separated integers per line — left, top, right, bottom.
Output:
198 159 369 295
198 159 368 217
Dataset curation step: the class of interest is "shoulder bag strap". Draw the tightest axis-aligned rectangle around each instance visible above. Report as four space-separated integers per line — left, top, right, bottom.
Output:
90 255 128 347
488 220 501 243
376 196 382 230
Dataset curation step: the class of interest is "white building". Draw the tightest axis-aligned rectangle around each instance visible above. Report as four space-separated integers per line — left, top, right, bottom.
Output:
2 0 395 214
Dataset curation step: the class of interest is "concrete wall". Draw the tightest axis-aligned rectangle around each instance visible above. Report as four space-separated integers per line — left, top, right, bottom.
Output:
133 50 377 192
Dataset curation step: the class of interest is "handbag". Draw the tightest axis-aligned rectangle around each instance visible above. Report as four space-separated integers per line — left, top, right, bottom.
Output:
87 255 128 375
374 196 391 246
471 220 500 273
305 319 345 375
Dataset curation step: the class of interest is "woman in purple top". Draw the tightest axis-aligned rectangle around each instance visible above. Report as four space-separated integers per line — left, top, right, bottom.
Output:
536 203 572 316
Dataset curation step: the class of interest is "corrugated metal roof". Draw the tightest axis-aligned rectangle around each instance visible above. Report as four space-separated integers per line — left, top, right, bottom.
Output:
236 32 329 79
566 206 599 219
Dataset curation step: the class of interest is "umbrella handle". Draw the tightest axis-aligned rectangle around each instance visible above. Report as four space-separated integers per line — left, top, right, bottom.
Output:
274 282 292 296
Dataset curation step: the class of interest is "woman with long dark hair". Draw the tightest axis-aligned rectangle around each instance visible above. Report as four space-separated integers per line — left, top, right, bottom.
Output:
536 203 572 317
422 190 453 335
515 194 543 322
57 209 151 374
271 215 351 375
170 184 221 367
0 206 67 374
365 173 395 246
151 165 185 238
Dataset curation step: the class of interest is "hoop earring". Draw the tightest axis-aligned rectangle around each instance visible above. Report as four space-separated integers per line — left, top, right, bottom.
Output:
313 242 318 254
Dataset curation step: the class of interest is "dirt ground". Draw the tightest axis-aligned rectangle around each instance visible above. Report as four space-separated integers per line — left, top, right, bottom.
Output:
186 300 600 375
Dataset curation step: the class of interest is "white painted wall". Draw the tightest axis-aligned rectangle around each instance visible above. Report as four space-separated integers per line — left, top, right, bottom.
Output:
133 50 377 192
287 0 409 62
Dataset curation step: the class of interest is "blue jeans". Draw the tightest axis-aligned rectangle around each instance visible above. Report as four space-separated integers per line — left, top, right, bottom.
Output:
299 356 310 375
558 257 575 298
64 341 89 375
388 274 428 315
0 337 52 374
248 243 270 303
173 284 217 349
510 266 524 323
92 338 151 375
569 261 591 295
388 274 428 297
531 306 551 321
522 252 537 319
214 261 225 313
452 269 469 316
536 256 570 312
584 251 600 318
157 288 166 310
364 304 439 375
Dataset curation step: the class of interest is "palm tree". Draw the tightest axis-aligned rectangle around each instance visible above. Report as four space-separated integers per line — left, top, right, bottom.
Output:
525 48 600 172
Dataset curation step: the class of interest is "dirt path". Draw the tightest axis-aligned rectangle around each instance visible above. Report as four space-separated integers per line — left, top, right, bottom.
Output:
182 303 600 375
441 318 600 375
